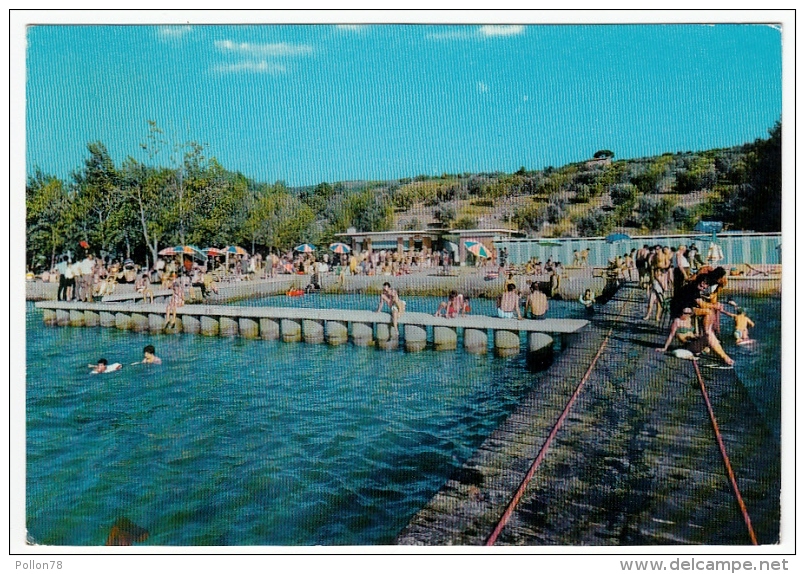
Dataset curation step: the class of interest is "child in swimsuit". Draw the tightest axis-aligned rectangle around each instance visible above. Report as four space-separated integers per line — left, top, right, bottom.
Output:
88 358 122 374
723 306 756 343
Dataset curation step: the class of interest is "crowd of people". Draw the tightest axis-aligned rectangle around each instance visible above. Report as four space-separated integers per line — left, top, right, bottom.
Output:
637 242 752 367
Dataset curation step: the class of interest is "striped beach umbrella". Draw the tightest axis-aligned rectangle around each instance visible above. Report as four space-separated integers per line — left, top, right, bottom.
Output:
158 245 206 260
223 245 249 256
464 241 490 258
294 243 316 253
329 242 351 254
203 247 226 257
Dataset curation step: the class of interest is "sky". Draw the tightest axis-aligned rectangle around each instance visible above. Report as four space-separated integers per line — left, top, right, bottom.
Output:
26 23 782 187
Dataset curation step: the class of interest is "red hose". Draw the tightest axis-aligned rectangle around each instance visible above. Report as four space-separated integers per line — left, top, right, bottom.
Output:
485 299 626 545
692 360 758 545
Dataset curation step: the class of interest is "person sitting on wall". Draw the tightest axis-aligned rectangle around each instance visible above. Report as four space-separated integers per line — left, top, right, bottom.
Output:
496 283 523 320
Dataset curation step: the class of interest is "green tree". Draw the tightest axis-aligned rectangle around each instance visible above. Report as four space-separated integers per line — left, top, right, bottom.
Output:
433 204 456 226
70 141 125 255
26 170 72 269
636 196 674 230
119 159 176 264
575 209 613 237
716 122 781 231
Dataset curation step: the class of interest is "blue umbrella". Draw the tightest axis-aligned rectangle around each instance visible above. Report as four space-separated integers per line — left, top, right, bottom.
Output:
606 233 631 244
294 243 316 253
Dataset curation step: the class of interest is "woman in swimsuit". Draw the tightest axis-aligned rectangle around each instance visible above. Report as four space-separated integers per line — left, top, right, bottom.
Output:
657 307 734 366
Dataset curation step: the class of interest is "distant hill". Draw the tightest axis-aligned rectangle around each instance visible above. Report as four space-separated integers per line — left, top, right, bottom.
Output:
293 122 781 238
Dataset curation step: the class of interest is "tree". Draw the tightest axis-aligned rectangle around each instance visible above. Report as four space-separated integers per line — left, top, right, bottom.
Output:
575 209 613 237
26 170 72 269
636 196 674 230
70 141 125 255
594 149 615 159
609 183 638 207
117 159 167 264
674 157 718 193
245 186 316 251
433 204 456 226
716 122 781 231
453 215 478 229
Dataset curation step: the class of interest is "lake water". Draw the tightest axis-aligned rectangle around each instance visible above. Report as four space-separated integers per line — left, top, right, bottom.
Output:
24 294 780 545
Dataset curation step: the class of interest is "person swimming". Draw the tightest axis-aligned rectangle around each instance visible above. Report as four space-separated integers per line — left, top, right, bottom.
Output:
88 358 122 374
132 344 162 365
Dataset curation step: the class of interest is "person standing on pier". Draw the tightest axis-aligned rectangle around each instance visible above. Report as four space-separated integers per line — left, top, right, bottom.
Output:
56 255 69 301
377 282 406 337
165 275 184 329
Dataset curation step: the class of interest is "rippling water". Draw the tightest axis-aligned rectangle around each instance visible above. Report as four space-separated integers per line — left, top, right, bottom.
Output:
26 298 561 545
25 294 780 545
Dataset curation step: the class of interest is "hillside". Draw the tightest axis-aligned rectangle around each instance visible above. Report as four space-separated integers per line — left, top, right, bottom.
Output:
293 122 781 238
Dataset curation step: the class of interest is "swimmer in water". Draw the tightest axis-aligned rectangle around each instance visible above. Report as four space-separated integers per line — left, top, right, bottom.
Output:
88 358 122 374
132 344 162 365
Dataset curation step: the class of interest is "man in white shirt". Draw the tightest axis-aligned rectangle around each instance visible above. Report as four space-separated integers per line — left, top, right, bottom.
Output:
79 254 95 301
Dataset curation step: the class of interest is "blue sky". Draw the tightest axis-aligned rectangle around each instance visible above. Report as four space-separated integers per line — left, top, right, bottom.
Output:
26 23 782 187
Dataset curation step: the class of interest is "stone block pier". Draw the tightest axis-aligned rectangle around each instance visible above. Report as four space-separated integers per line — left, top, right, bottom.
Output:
34 300 588 358
395 284 780 546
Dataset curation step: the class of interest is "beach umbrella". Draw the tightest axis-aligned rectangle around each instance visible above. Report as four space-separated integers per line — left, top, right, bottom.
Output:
464 241 490 258
329 242 352 254
538 239 562 247
203 247 226 257
294 243 316 253
158 245 206 260
605 233 631 244
223 245 249 256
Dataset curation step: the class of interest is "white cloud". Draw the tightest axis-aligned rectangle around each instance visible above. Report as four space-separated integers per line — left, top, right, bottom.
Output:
214 40 313 57
214 61 287 74
477 81 489 94
478 25 525 37
426 25 526 41
426 30 474 41
159 26 193 38
336 25 367 33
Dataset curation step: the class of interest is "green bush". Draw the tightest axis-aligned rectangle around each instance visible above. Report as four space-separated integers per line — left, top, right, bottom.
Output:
575 209 613 237
636 196 674 230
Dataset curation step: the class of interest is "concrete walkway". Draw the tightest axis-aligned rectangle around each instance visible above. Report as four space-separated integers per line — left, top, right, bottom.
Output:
395 283 780 546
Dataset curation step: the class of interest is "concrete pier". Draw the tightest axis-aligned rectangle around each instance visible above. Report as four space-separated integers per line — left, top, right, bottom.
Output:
404 324 427 352
395 285 780 546
34 301 588 358
303 319 325 344
200 316 220 336
463 328 488 354
433 326 458 351
325 320 349 345
182 315 201 334
281 319 302 343
239 318 259 339
351 322 374 346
